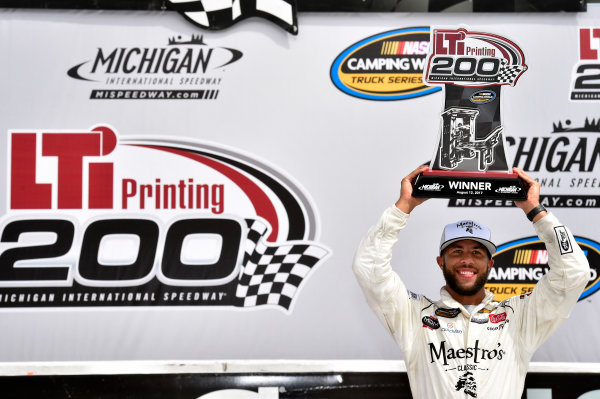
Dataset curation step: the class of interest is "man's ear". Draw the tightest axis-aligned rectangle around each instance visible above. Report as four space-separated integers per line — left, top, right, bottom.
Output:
487 258 494 271
436 256 444 270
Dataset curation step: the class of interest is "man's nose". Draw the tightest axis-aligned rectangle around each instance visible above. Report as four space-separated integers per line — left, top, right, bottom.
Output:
459 253 475 265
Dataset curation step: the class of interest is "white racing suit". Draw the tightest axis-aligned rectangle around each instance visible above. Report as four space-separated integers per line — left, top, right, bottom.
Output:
353 205 590 399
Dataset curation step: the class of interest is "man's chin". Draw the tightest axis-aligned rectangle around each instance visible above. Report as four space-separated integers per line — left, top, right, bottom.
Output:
454 286 480 296
448 278 483 296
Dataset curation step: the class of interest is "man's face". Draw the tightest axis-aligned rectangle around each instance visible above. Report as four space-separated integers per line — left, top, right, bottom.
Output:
436 239 494 297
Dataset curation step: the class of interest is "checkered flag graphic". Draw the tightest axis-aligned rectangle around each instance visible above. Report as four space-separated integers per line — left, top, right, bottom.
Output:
495 65 525 85
167 0 298 34
235 219 328 310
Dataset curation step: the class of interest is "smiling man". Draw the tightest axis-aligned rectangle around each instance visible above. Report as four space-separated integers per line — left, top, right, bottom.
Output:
437 222 495 306
353 165 590 399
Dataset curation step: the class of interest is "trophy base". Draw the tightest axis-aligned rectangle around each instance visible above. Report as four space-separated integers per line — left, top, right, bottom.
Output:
412 170 527 200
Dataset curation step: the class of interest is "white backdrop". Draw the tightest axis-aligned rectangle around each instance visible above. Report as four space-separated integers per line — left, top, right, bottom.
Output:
0 7 599 362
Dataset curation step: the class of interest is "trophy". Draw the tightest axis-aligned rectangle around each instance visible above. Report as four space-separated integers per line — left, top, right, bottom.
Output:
413 28 528 200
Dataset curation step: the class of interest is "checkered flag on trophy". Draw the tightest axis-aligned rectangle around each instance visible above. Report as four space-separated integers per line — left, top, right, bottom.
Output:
167 0 298 34
495 64 526 86
235 219 328 310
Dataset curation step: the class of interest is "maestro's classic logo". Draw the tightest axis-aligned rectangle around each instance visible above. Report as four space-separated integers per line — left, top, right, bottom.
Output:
67 35 242 100
2 126 329 311
330 27 441 100
486 236 600 301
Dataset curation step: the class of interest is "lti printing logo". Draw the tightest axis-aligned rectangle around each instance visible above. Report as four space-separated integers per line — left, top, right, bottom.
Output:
330 27 441 100
448 117 600 208
485 236 600 302
67 35 242 100
570 27 600 101
1 126 329 311
424 28 527 87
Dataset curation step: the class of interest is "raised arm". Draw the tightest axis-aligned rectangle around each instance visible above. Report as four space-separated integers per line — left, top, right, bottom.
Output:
511 168 590 353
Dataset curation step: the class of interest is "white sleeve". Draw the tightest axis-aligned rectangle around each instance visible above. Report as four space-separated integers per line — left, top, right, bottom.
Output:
516 212 590 354
352 205 421 352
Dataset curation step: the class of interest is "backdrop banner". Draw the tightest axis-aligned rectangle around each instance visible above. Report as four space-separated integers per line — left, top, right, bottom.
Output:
0 7 599 363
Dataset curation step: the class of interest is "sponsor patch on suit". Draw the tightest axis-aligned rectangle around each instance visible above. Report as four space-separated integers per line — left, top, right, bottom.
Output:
554 226 573 255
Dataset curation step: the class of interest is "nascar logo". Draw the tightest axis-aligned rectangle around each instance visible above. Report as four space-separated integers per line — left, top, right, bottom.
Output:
512 250 548 264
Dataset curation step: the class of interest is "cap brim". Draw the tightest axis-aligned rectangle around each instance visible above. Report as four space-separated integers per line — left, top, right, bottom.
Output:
440 237 496 256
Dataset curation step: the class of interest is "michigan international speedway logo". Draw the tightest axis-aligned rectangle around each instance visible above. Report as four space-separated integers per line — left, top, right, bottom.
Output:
67 34 242 100
0 126 329 311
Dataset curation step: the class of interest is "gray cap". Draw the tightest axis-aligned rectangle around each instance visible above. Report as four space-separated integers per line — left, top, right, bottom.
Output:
440 220 496 256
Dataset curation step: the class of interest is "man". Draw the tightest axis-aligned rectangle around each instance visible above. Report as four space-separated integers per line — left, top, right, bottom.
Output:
353 165 590 399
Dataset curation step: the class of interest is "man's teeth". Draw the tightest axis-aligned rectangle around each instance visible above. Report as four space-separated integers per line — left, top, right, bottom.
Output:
459 271 475 275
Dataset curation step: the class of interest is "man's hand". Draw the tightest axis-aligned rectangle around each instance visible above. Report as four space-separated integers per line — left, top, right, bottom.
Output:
395 165 429 214
513 167 547 222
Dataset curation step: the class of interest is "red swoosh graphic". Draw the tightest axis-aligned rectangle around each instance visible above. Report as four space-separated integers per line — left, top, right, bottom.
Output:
134 145 279 242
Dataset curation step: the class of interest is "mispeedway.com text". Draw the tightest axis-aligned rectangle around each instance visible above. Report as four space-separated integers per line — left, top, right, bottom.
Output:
90 90 217 99
452 196 598 207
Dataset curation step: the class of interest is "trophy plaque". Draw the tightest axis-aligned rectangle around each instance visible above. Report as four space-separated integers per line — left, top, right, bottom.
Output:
413 28 528 200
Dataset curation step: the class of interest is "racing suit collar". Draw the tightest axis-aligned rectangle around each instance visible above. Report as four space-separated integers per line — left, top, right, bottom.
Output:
440 287 495 315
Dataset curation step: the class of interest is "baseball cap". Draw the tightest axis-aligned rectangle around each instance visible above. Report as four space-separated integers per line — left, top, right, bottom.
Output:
440 220 496 256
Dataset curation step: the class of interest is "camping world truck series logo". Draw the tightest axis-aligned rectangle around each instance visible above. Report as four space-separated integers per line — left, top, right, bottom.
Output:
486 236 600 301
1 126 329 311
330 27 441 101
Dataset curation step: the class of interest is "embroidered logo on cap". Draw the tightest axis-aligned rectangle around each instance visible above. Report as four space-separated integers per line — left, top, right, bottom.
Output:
456 221 483 235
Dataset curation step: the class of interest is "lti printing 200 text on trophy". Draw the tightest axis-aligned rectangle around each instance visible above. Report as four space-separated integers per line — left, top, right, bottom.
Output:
413 28 528 200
